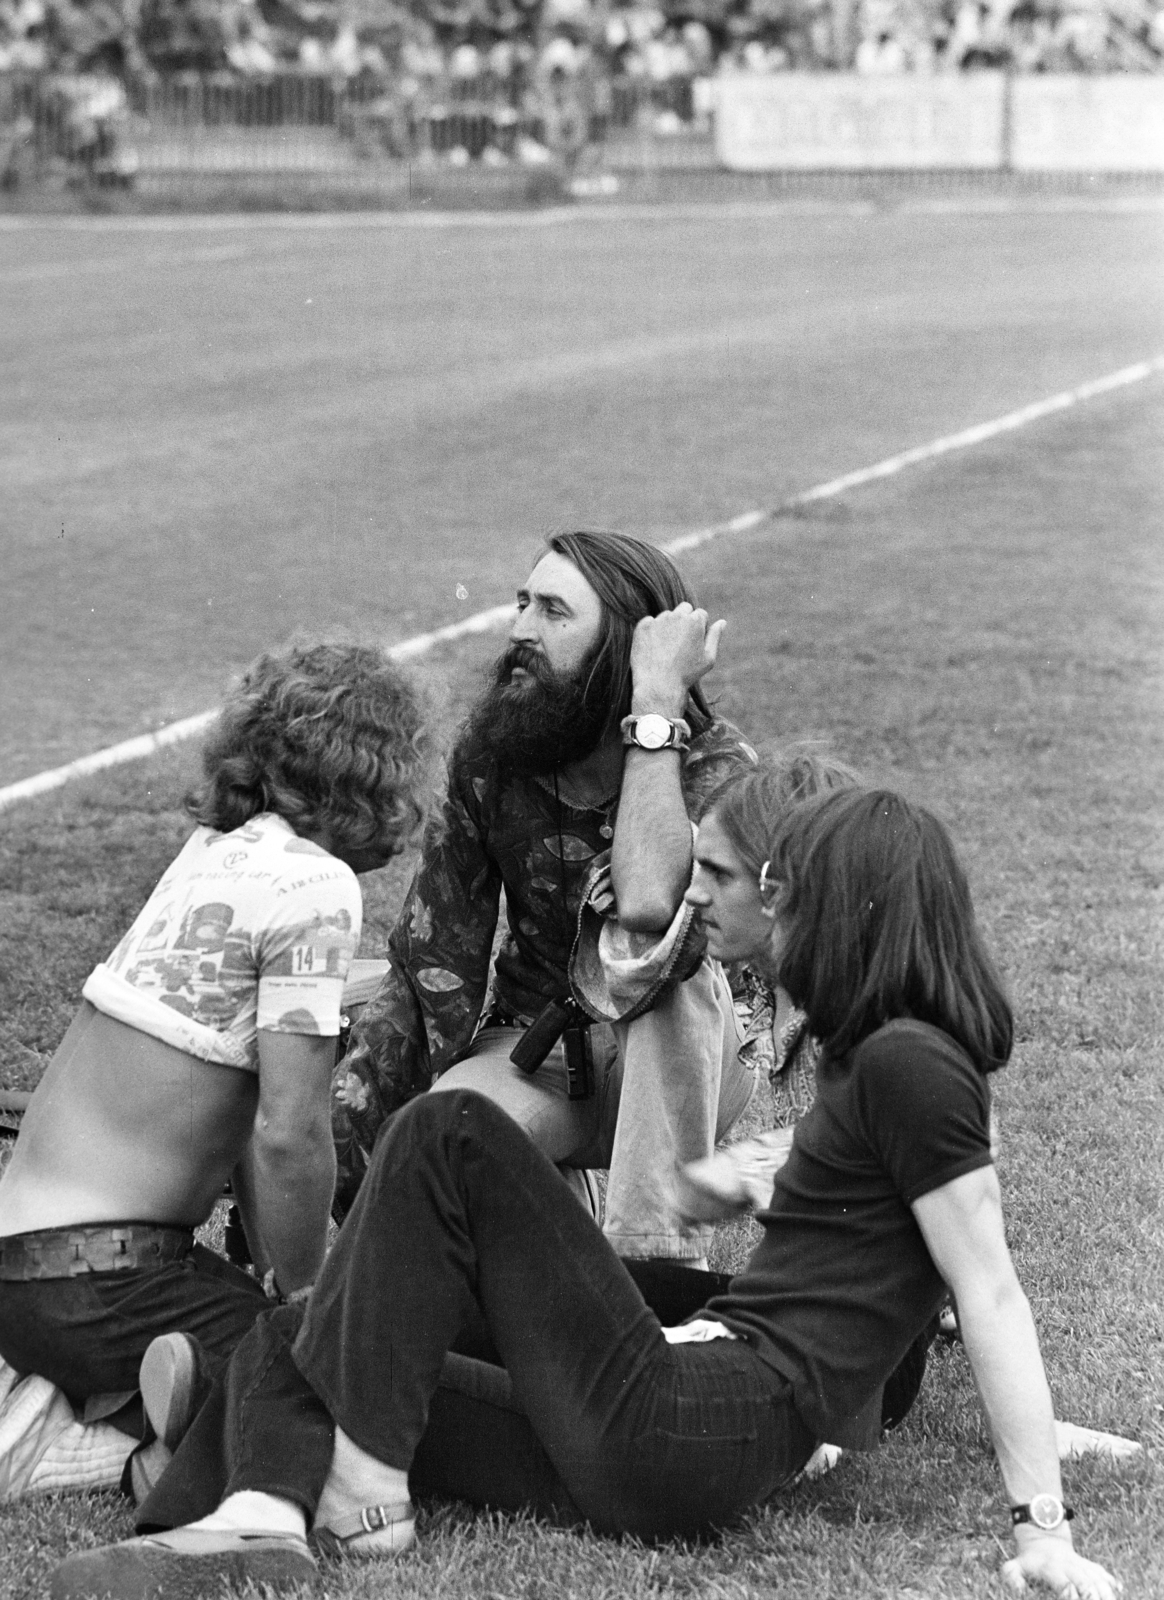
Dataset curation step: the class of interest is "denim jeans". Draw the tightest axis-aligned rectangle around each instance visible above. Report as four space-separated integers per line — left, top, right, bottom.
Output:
433 961 756 1262
140 1092 814 1542
0 1240 267 1436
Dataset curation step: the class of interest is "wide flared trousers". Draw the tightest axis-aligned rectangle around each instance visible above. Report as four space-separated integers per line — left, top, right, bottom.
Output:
141 1091 816 1541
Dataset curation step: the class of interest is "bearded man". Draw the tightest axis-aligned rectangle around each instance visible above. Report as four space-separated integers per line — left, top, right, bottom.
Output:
332 530 759 1262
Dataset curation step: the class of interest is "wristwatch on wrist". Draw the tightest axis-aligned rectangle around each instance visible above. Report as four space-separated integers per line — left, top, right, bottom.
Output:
620 714 691 753
1010 1495 1075 1531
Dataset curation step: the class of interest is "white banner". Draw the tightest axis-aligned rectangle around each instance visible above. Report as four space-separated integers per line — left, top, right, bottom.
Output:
715 73 1007 170
1011 76 1164 172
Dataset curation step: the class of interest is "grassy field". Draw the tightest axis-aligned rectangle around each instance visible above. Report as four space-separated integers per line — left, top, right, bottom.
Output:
2 202 1163 783
0 203 1162 1596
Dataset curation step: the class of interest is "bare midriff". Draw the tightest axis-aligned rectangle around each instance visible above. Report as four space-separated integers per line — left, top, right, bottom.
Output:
0 1002 258 1238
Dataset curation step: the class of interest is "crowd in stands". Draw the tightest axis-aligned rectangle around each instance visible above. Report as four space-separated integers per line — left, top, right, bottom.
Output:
2 0 1162 176
3 0 1163 84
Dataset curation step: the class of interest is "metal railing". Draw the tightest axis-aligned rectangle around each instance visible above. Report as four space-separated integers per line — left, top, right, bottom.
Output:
0 66 697 186
129 71 346 128
0 68 589 184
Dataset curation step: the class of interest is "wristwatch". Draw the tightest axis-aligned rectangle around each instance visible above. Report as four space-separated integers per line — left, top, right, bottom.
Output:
620 714 691 753
1010 1495 1075 1531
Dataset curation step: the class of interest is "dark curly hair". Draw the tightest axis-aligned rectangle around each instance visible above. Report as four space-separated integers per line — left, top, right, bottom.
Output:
762 787 1013 1075
185 642 431 862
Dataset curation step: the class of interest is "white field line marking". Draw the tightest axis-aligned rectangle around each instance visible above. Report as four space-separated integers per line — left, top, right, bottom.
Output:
665 355 1164 553
0 711 222 810
2 352 1161 812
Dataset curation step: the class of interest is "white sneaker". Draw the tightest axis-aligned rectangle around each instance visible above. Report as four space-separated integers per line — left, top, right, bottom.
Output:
26 1418 134 1496
0 1361 131 1501
0 1366 74 1500
677 1128 795 1223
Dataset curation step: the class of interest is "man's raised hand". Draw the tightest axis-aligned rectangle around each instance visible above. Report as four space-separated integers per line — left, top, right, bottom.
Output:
630 602 727 716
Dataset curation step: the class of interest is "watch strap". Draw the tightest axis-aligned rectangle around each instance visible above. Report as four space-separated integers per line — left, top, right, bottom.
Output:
620 714 691 752
1010 1501 1074 1529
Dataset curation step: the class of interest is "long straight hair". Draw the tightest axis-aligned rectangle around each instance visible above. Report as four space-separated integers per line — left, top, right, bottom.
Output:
762 787 1013 1073
545 531 714 735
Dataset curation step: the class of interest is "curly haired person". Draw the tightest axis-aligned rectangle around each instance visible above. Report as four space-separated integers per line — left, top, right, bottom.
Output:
0 642 430 1502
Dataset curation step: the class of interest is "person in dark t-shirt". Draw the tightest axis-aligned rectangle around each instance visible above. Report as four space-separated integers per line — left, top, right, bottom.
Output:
53 776 1121 1600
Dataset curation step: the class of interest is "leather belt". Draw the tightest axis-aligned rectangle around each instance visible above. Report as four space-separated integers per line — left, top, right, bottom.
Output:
0 1223 194 1280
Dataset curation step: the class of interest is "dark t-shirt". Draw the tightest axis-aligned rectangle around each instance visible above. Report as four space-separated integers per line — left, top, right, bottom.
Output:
706 1019 994 1446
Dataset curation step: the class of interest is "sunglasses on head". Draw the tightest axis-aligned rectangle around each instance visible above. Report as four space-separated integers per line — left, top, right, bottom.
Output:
758 859 782 917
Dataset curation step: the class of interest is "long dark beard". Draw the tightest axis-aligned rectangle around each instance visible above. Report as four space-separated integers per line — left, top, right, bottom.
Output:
465 641 616 777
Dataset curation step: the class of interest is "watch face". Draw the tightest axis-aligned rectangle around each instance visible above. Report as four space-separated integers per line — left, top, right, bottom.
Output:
1029 1495 1064 1530
634 715 672 750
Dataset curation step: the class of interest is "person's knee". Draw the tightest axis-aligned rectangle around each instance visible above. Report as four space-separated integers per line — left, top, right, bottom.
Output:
395 1086 516 1147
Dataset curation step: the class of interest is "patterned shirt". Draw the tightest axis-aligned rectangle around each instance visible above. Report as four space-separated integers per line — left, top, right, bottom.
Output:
332 718 756 1208
84 813 361 1072
732 968 819 1126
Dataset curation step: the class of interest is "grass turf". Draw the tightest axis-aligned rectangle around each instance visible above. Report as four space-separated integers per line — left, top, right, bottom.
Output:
0 369 1160 1594
4 203 1163 784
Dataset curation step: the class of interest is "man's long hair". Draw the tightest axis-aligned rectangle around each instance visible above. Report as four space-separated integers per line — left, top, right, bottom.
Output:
185 642 431 860
545 531 714 737
758 786 1013 1074
709 747 862 876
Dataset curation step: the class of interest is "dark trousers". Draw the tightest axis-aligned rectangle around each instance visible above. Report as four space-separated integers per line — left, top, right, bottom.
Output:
0 1240 267 1436
141 1092 816 1542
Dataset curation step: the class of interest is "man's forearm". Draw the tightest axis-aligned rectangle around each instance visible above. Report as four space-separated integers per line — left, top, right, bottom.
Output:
250 1131 335 1295
610 747 693 930
229 1144 271 1278
612 602 725 931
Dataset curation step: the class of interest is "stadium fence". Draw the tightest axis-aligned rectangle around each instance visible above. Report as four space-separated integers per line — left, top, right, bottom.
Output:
3 67 1163 195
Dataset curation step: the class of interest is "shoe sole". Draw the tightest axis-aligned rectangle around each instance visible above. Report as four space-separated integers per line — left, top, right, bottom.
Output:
51 1539 319 1599
139 1337 199 1451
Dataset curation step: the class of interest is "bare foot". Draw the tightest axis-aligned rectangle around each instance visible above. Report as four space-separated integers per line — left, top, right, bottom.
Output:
1055 1419 1142 1462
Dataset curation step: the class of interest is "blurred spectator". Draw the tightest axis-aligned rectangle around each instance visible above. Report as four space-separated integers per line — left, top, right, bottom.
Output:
224 4 277 74
2 0 1162 84
855 26 907 67
0 0 49 70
